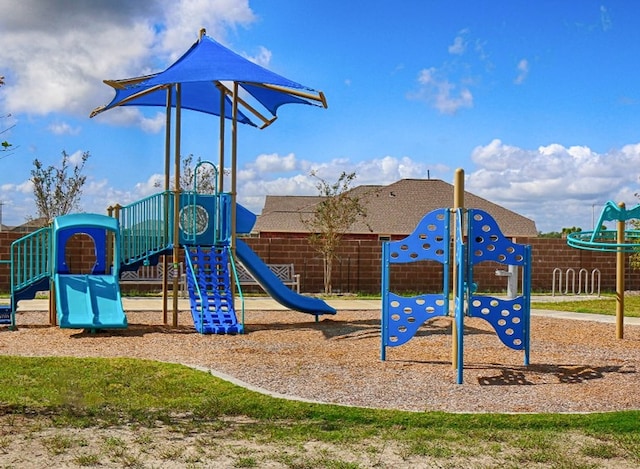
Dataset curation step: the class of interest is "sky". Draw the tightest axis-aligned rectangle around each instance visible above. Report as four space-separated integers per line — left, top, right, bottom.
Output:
1 0 640 233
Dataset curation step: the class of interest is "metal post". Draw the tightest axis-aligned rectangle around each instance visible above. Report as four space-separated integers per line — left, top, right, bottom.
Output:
229 82 239 311
616 202 625 339
218 86 225 192
452 168 464 372
172 83 182 327
162 86 172 325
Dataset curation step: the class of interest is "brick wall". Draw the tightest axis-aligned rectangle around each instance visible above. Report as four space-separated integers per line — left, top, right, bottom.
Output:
1 231 639 294
242 236 640 294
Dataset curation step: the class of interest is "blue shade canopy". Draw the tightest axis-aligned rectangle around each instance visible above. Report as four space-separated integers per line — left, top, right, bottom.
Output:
91 33 326 122
91 76 256 126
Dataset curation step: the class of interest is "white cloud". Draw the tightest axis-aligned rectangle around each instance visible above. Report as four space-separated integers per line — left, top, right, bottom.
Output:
514 58 529 85
246 46 273 68
6 138 640 234
467 139 640 232
134 174 165 197
139 112 167 134
48 121 81 136
448 36 466 55
68 150 87 166
250 152 299 172
411 67 473 114
600 5 612 32
0 0 256 124
92 107 164 134
448 29 469 55
17 180 33 194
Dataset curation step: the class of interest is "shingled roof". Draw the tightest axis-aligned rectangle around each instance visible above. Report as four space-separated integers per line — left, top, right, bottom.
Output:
253 178 538 237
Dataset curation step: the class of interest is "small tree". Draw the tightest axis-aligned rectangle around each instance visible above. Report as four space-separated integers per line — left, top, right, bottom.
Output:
302 171 369 294
31 150 90 223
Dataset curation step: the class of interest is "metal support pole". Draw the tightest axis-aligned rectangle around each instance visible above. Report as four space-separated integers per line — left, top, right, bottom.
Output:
616 202 625 339
162 86 172 325
218 86 225 192
452 168 464 371
230 82 239 311
172 83 182 327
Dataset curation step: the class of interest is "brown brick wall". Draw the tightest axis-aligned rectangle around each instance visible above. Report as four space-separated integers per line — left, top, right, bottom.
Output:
243 236 640 294
1 231 639 295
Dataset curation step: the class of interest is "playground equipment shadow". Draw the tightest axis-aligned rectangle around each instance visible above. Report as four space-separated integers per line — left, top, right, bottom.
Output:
11 295 640 326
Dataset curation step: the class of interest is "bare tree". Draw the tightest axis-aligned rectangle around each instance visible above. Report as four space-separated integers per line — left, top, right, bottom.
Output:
180 154 218 194
0 76 15 158
302 171 369 294
31 150 90 223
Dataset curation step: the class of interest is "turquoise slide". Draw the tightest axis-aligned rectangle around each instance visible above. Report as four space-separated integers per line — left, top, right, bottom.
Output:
55 274 127 329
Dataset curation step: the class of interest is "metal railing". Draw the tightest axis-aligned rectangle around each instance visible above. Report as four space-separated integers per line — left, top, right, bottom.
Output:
11 226 51 293
114 191 174 266
112 189 233 267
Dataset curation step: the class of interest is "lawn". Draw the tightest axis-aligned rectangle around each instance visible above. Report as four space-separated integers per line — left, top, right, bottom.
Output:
531 293 640 317
0 356 638 468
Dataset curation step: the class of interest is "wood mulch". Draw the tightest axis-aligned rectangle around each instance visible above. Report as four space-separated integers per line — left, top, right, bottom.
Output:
1 308 639 413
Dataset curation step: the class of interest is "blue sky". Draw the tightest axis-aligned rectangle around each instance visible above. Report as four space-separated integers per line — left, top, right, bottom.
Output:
1 0 639 232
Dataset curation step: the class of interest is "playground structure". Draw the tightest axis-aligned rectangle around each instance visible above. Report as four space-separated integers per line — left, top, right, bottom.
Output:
3 33 333 330
567 200 640 339
381 169 532 384
0 168 336 332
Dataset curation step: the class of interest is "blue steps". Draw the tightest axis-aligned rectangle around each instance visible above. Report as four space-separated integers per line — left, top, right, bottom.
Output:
185 246 243 334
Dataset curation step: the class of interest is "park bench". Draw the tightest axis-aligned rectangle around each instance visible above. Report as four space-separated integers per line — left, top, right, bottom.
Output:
235 263 301 293
119 262 186 296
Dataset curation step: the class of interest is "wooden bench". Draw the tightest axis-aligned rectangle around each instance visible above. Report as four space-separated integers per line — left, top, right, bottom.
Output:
235 263 301 293
120 262 186 295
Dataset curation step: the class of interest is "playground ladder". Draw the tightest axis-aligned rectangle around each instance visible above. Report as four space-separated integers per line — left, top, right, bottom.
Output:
184 245 243 334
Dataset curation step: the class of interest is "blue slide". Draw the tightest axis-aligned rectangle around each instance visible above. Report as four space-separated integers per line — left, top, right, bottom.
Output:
235 239 336 316
55 274 127 329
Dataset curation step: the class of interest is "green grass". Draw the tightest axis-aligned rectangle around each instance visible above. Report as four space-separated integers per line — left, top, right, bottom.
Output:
531 293 640 317
0 356 639 467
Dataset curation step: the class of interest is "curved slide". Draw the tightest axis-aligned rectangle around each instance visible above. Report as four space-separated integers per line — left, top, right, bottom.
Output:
235 239 336 316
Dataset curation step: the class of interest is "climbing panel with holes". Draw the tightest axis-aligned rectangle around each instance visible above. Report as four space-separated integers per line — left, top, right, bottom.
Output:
380 206 532 384
381 208 451 356
465 209 531 352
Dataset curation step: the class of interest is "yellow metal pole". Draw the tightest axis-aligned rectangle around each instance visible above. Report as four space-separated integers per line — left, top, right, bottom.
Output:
162 86 172 325
106 205 114 274
230 82 239 310
218 85 225 192
452 168 464 369
217 82 277 128
172 83 182 327
616 202 625 339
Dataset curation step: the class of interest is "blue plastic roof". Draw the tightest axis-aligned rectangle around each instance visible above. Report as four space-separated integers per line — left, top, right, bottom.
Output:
141 35 310 90
92 35 322 121
53 213 119 233
96 79 256 125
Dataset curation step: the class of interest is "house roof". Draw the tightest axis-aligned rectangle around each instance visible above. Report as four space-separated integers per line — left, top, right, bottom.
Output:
254 178 538 237
10 217 49 232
